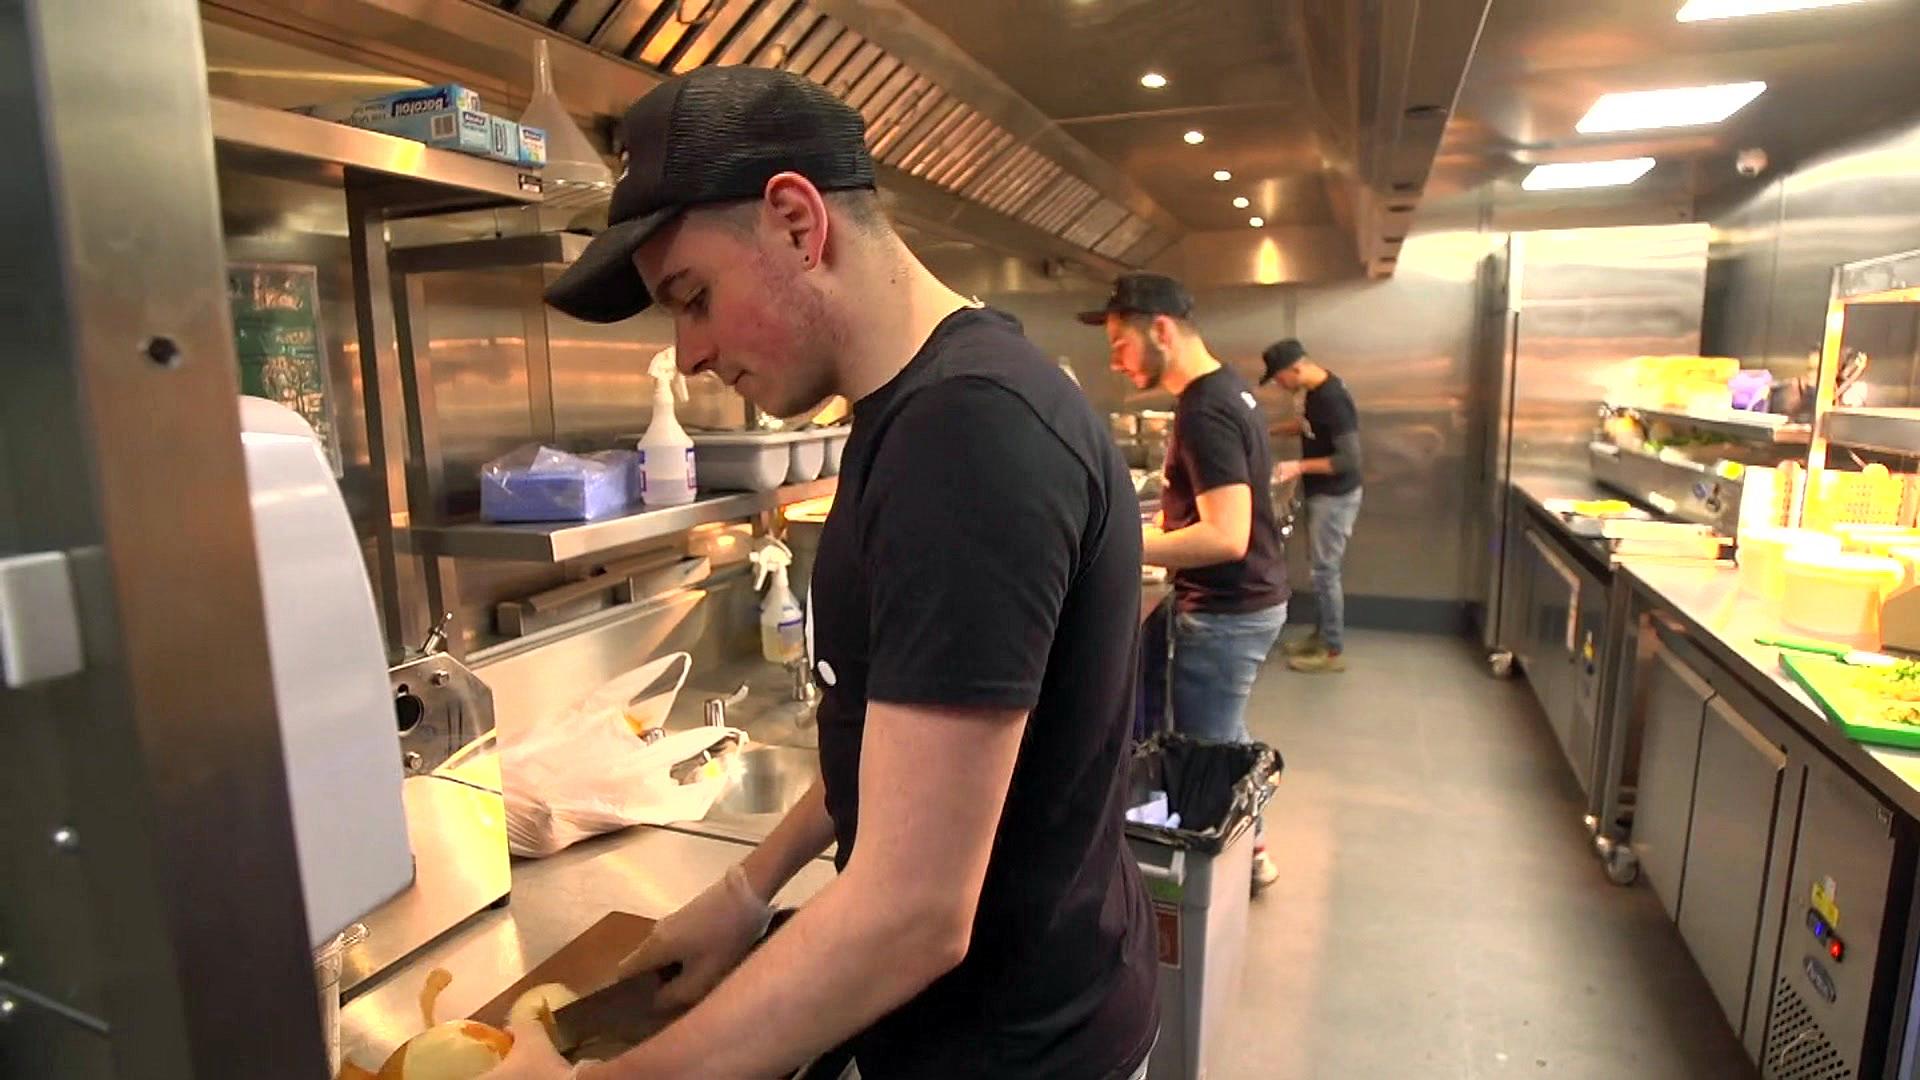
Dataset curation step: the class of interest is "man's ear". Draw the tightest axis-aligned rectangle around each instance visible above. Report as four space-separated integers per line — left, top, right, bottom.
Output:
762 172 830 269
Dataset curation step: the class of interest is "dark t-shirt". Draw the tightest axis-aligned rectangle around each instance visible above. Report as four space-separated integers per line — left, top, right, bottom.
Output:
1160 367 1288 614
1302 373 1362 497
807 307 1159 1079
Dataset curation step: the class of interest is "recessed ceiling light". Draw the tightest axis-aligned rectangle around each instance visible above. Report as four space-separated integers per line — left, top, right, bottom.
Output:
1576 82 1766 133
1232 196 1251 209
1140 72 1168 89
1212 170 1232 182
1521 157 1657 191
1677 0 1874 20
1248 216 1265 227
1183 130 1205 145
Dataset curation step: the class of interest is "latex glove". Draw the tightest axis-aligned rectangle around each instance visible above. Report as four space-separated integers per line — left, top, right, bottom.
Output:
1274 459 1304 484
617 864 773 1011
477 1018 576 1079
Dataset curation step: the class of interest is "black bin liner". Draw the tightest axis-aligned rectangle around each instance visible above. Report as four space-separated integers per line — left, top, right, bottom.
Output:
1125 732 1283 855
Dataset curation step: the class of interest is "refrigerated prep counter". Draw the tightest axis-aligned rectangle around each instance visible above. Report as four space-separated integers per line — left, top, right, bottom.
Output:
1598 559 1920 1077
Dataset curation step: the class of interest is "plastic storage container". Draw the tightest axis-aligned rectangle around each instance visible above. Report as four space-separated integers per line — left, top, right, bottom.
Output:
1737 526 1841 601
313 923 368 1075
1125 734 1282 1080
690 432 800 492
787 431 827 483
820 428 850 477
1781 550 1906 645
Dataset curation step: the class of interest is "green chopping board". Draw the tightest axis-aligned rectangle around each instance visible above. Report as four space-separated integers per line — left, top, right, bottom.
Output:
1781 652 1920 751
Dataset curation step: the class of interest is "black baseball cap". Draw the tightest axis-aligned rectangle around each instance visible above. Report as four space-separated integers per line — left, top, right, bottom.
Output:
544 67 877 323
1261 338 1308 384
1076 273 1195 325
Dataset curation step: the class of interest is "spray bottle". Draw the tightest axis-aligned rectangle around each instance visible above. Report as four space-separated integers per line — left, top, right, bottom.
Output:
639 346 697 506
750 539 805 665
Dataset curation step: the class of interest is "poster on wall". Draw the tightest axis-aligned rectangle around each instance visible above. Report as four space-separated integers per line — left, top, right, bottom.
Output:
227 262 343 477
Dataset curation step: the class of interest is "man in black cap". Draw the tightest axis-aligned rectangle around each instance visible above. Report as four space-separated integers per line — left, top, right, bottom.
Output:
488 67 1157 1080
1087 274 1288 891
1262 338 1363 673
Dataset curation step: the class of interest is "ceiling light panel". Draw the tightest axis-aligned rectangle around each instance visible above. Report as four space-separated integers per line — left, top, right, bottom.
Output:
1677 0 1874 20
1576 82 1766 133
1140 72 1167 89
1183 130 1205 145
1521 157 1657 191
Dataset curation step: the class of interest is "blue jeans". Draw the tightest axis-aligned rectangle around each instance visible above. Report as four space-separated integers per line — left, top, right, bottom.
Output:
1172 603 1287 840
1306 488 1363 653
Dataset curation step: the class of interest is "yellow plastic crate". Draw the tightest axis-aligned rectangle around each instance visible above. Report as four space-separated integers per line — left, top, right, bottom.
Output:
1803 465 1916 531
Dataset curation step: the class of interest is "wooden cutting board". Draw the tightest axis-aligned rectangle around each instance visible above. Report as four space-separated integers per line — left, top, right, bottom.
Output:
469 912 657 1029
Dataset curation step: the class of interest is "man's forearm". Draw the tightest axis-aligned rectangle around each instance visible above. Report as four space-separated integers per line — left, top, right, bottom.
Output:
739 778 834 902
1296 456 1335 476
589 831 965 1078
1144 521 1244 568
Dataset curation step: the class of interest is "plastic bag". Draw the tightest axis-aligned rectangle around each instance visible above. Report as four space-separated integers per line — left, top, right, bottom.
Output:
1126 733 1282 854
500 652 740 857
480 444 638 522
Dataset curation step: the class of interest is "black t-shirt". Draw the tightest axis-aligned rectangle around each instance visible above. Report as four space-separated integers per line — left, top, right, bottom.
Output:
1302 373 1362 497
807 307 1159 1079
1160 367 1289 614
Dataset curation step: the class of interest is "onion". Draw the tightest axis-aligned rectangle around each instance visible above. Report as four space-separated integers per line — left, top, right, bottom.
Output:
506 982 579 1037
375 1020 513 1080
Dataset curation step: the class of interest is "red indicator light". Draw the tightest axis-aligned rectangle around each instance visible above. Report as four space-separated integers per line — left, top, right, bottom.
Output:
1830 940 1845 961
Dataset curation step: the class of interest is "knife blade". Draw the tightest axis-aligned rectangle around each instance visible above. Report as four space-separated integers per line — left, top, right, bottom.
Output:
547 909 797 1056
547 968 680 1055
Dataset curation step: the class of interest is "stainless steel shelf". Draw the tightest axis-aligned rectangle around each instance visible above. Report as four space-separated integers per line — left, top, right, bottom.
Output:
1825 408 1920 456
1588 443 1739 532
1611 403 1810 445
403 477 838 562
391 232 588 274
209 96 543 215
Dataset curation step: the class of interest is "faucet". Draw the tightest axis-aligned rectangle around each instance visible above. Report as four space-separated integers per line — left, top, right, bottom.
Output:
786 659 817 706
704 683 749 727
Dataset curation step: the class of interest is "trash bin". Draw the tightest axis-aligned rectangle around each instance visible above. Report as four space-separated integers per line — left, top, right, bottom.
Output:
1125 733 1282 1080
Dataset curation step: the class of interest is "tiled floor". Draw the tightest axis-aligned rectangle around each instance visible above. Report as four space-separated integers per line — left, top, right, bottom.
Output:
1213 628 1756 1079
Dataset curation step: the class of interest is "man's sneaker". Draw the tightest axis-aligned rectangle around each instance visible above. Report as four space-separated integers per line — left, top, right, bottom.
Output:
1288 648 1347 673
1281 632 1324 657
1252 850 1281 893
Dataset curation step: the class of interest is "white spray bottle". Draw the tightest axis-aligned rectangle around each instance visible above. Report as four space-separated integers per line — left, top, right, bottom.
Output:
639 346 697 506
750 539 805 664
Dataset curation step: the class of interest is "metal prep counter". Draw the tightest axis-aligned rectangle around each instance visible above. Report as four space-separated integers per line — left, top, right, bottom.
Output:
337 825 838 1070
1598 559 1920 1076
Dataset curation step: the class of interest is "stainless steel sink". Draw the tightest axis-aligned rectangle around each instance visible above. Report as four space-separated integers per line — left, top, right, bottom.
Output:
710 745 819 819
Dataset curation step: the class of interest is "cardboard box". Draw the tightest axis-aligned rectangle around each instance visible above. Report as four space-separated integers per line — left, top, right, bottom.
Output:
300 83 482 126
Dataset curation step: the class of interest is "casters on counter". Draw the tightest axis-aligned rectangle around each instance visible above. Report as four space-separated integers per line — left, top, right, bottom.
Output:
1487 650 1515 679
1593 834 1639 886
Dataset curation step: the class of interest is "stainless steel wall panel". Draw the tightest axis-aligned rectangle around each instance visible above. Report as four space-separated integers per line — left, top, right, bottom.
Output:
1508 225 1709 478
1705 118 1920 383
1292 230 1489 601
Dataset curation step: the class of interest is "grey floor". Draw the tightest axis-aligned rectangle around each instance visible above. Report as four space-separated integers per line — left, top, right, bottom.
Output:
1218 628 1757 1079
